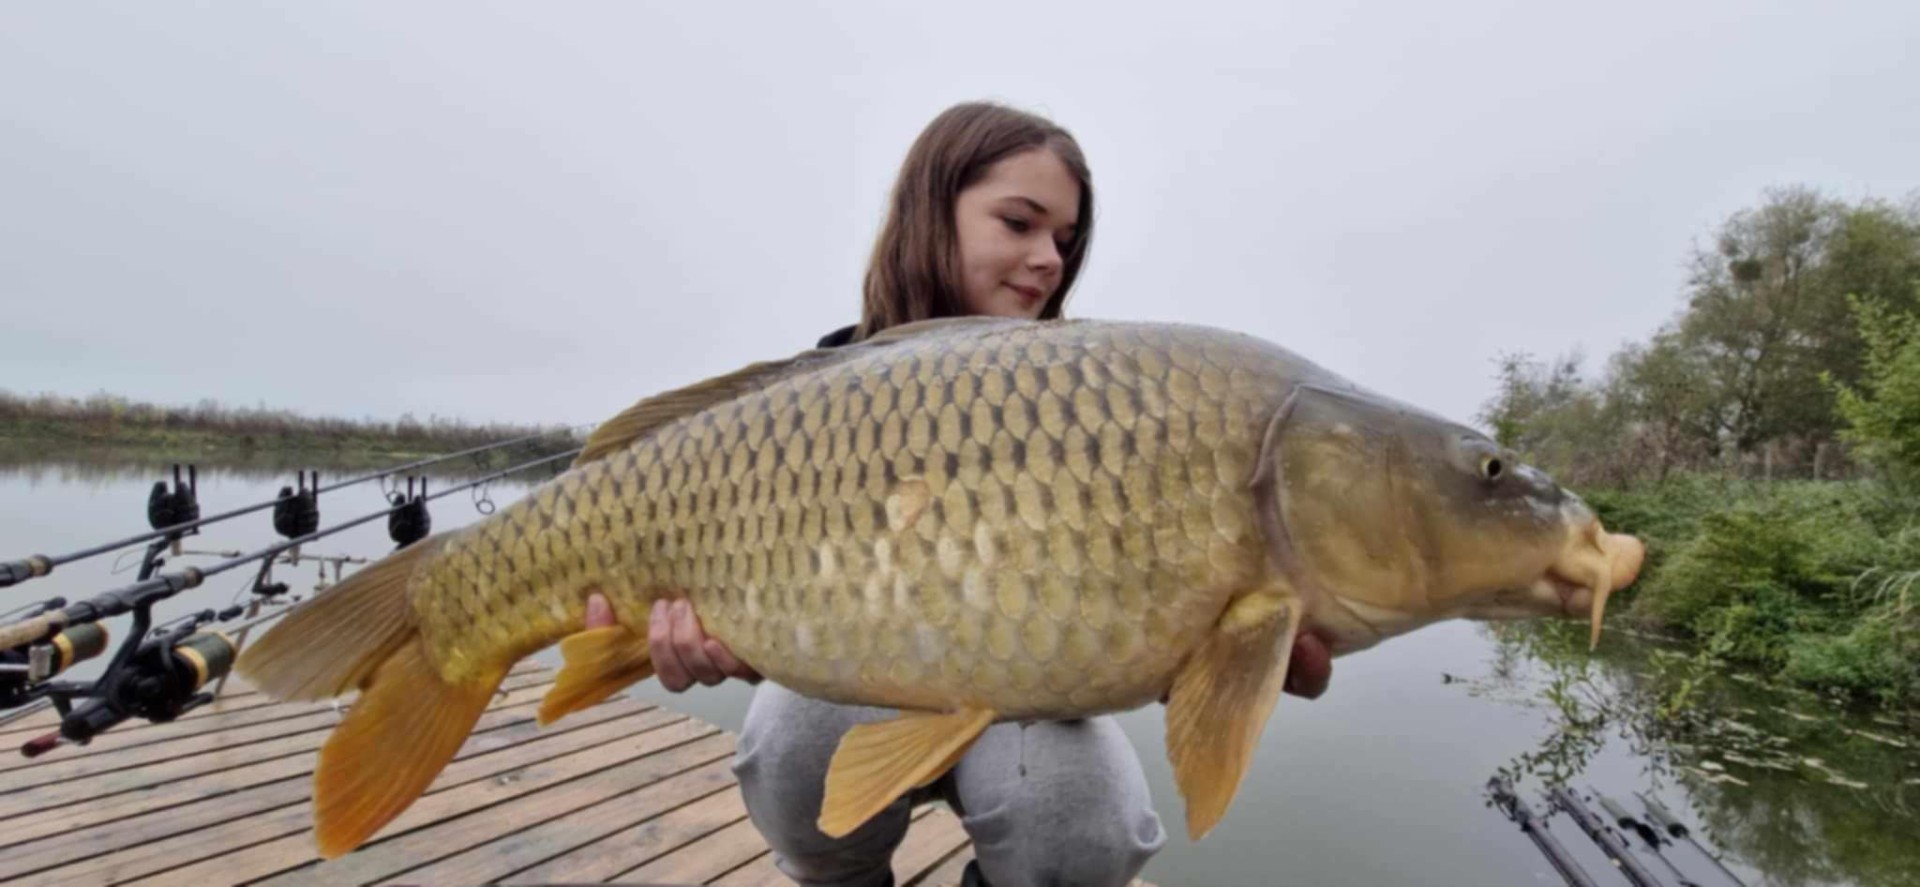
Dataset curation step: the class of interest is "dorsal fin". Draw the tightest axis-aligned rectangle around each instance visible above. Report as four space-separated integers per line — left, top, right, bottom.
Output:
573 316 1031 468
573 352 826 467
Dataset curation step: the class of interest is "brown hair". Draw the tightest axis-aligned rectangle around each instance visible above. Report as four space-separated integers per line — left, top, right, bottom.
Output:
856 102 1095 339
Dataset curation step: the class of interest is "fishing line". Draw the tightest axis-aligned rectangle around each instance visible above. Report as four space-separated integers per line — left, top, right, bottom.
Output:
0 431 570 591
109 549 147 576
0 446 579 651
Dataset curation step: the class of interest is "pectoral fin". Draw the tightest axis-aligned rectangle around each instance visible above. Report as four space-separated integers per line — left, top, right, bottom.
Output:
1165 585 1303 840
538 625 654 726
817 707 995 838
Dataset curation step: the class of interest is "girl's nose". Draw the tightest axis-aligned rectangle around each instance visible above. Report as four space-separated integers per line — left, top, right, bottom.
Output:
1029 238 1062 272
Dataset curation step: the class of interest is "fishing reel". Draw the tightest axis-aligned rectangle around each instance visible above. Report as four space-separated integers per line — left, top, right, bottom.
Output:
0 610 108 711
20 607 242 756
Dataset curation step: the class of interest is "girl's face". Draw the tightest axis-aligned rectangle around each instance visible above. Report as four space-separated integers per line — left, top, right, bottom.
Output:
953 148 1082 320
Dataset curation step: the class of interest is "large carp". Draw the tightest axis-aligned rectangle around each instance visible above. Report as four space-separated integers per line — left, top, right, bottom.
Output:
238 317 1644 857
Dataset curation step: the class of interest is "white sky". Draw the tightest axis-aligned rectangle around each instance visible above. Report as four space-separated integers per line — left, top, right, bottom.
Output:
4 1 1916 432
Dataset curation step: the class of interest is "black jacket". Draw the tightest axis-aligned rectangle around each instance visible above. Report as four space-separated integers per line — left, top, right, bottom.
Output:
817 325 858 349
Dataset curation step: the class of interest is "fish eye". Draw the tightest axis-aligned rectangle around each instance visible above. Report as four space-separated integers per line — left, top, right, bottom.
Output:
1480 455 1504 482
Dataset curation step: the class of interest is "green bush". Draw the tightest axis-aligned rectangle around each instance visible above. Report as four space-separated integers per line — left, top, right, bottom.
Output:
1833 291 1920 487
1599 477 1920 704
1785 611 1920 705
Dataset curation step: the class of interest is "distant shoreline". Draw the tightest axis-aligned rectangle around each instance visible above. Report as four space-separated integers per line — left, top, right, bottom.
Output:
0 390 580 470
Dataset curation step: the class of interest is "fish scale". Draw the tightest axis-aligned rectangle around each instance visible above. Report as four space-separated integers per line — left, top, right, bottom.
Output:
413 322 1285 715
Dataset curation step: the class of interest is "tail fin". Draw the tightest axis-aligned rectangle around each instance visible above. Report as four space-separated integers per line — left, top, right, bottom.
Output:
236 533 506 858
313 639 504 856
236 533 450 701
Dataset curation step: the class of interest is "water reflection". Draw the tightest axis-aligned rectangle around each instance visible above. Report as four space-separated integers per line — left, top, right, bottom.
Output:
0 440 573 489
1474 621 1920 887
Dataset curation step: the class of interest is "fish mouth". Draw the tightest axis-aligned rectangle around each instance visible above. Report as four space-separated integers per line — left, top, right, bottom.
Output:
1530 522 1646 649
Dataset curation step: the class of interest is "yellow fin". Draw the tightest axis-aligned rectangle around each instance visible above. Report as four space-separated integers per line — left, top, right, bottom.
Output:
537 625 653 726
313 639 505 858
574 316 1028 468
237 532 449 701
817 707 995 838
1165 585 1303 840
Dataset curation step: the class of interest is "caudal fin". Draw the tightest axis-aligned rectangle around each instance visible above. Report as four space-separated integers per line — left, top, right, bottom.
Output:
235 533 506 857
236 534 449 701
312 639 505 856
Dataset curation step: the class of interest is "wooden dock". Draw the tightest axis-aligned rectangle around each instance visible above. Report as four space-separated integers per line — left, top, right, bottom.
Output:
0 664 984 886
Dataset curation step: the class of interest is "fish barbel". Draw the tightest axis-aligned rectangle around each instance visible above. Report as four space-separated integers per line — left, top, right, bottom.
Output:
237 316 1644 857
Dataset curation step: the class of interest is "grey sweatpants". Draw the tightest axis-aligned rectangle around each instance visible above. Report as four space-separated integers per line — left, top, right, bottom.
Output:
733 683 1167 887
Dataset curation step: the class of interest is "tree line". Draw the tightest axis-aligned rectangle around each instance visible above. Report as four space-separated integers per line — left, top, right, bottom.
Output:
1479 186 1920 707
1480 186 1920 489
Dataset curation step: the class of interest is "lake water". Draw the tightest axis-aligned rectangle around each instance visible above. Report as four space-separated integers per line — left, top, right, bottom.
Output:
2 453 1914 886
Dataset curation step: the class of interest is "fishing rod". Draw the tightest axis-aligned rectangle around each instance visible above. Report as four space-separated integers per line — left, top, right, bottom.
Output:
1638 791 1748 886
1488 777 1599 887
0 431 569 590
1550 785 1664 887
0 446 578 652
1594 787 1704 887
0 447 580 754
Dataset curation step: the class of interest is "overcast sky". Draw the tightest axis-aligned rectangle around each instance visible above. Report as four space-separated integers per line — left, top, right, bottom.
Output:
4 2 1916 434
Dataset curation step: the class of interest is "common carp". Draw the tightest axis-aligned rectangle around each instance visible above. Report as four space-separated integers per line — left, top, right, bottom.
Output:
237 316 1645 857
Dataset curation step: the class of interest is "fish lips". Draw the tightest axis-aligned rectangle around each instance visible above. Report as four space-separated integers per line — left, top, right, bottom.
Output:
1529 530 1646 647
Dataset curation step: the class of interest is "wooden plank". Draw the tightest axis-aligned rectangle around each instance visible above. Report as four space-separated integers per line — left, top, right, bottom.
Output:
908 847 976 887
3 700 295 773
504 787 751 884
644 804 935 886
0 680 259 739
0 678 563 817
0 687 276 743
0 661 541 742
1 691 645 852
0 664 556 767
705 808 965 887
26 698 675 887
892 807 973 886
382 757 739 885
6 709 352 783
252 726 730 887
49 707 689 887
705 805 963 887
621 817 774 885
5 698 668 879
701 807 996 887
704 850 786 887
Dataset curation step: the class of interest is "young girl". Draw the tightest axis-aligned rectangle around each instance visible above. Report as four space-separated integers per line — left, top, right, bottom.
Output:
590 101 1333 887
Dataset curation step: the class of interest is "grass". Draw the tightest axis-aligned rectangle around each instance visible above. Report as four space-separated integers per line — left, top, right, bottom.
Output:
0 389 580 459
1588 476 1920 707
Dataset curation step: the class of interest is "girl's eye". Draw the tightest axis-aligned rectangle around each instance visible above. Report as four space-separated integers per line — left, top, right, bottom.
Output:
1001 217 1031 234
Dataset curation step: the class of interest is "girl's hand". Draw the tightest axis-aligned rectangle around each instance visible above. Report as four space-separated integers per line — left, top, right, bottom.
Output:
1285 632 1332 699
584 592 761 692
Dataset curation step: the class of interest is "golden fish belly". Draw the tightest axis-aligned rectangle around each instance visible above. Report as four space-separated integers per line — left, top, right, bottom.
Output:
415 321 1297 718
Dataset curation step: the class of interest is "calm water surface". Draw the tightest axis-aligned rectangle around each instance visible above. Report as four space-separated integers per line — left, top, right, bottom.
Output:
2 454 1914 886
